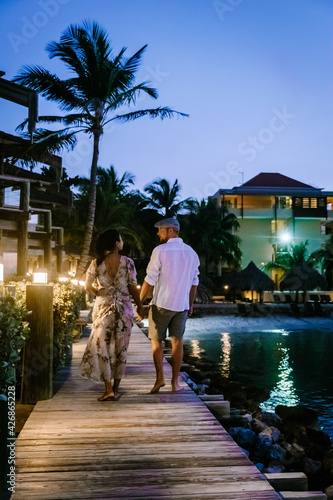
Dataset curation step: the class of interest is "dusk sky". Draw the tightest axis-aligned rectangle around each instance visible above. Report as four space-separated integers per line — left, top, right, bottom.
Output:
1 0 333 200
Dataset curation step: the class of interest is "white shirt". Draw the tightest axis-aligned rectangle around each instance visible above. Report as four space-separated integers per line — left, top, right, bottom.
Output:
145 237 200 311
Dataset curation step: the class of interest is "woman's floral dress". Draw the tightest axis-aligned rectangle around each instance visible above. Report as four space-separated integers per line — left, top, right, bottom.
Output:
79 256 137 382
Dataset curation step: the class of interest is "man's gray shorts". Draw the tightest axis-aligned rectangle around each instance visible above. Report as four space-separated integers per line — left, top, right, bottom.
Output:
148 305 188 342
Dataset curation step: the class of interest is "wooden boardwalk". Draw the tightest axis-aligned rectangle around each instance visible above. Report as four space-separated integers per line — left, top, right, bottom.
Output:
13 324 280 499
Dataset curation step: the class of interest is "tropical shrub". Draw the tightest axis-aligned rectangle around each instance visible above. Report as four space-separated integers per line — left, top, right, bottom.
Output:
0 294 30 398
52 283 86 374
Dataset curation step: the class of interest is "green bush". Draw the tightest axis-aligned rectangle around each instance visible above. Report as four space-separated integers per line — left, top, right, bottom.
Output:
0 294 30 398
53 282 86 374
4 280 86 377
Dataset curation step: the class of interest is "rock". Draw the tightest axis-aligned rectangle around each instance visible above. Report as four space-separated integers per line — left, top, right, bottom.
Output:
323 449 333 472
259 426 281 445
300 456 322 476
306 428 332 448
252 417 268 434
295 427 331 461
186 379 198 391
243 413 253 424
256 410 282 428
229 427 257 451
196 384 209 394
296 426 314 448
275 405 319 429
264 463 286 473
283 442 306 465
325 483 333 500
254 435 281 462
255 462 264 471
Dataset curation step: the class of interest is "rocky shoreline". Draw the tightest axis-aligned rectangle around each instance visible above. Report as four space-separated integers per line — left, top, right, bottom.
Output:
181 344 333 498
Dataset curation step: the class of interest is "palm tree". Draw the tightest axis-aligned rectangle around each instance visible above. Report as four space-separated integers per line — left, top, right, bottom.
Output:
14 21 187 276
311 234 333 289
263 240 321 301
181 199 242 274
264 240 314 276
72 166 139 247
144 178 196 217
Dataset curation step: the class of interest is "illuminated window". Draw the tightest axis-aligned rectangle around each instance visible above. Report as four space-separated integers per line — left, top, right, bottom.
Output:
310 198 317 208
271 220 286 235
302 198 309 208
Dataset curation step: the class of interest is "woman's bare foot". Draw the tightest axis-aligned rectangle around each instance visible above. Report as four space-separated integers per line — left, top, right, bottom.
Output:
150 380 165 393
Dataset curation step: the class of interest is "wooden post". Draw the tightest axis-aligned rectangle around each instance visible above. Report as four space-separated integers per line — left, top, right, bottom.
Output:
56 227 64 274
44 211 52 273
17 182 30 277
21 284 53 404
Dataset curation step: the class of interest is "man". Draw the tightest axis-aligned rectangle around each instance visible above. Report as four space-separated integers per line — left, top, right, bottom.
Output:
139 218 200 393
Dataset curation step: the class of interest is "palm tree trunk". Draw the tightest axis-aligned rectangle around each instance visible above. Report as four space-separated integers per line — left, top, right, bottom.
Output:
76 129 101 277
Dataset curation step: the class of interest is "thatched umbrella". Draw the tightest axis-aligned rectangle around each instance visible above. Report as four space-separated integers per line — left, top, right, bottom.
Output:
280 261 327 302
222 261 275 301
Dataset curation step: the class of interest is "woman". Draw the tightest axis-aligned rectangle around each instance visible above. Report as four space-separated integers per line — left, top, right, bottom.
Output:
79 229 143 401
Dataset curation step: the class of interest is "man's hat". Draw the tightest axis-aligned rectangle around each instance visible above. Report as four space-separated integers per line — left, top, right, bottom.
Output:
154 218 180 230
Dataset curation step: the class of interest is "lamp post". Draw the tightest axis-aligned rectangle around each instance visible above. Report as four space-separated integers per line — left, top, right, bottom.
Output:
21 270 53 404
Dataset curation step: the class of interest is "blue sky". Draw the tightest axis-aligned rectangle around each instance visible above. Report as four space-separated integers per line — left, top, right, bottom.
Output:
1 0 333 199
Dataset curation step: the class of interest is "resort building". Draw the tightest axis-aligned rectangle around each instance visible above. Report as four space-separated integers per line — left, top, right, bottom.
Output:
211 172 333 273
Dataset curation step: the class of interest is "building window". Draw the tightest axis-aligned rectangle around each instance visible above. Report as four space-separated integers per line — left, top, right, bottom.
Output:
294 197 301 207
310 198 317 208
318 197 325 208
271 220 286 235
302 198 310 208
278 196 291 209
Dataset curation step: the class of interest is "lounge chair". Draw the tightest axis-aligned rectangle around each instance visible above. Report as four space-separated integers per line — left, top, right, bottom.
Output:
309 294 320 302
320 295 331 303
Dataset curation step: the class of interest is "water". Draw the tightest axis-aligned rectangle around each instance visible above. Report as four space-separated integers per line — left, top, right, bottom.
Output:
183 316 333 438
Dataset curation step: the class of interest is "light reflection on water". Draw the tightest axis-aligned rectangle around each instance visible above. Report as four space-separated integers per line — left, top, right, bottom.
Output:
220 332 231 378
261 345 300 411
183 321 333 438
190 339 204 358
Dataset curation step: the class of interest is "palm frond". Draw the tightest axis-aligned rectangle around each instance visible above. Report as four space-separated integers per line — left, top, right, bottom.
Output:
13 66 81 110
107 107 189 124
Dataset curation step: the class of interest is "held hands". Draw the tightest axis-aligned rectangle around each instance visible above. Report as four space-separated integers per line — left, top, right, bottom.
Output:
136 304 145 321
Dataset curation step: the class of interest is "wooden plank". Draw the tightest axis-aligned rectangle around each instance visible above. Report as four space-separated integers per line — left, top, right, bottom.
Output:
264 472 308 491
12 324 280 500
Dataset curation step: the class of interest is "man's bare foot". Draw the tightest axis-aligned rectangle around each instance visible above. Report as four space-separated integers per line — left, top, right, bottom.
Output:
171 380 182 392
97 392 115 401
150 380 165 393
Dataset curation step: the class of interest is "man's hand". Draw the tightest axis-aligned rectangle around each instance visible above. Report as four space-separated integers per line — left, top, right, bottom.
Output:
136 304 145 321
